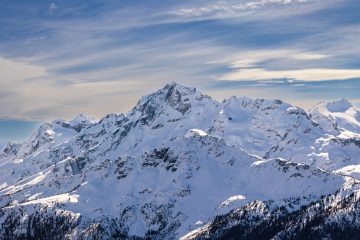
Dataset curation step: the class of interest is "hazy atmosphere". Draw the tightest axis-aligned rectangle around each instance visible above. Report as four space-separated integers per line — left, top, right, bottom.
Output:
0 0 359 141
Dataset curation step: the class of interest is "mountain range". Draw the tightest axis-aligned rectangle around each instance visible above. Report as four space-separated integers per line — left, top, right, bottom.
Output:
0 82 359 240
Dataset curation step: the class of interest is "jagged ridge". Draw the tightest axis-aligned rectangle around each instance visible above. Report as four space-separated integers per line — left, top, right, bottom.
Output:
0 83 359 239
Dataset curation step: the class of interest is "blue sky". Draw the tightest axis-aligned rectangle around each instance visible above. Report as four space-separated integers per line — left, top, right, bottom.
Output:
0 119 39 142
0 0 359 142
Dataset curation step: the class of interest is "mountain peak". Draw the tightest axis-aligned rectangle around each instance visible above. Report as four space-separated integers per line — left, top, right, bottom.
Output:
312 98 353 114
69 114 95 126
223 95 290 111
324 98 353 113
129 83 209 125
163 82 196 94
310 98 359 135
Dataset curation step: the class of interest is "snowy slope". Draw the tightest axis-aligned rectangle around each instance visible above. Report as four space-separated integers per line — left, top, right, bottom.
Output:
0 132 352 239
0 139 7 150
181 182 360 240
0 82 359 239
0 116 94 190
206 96 360 179
310 98 360 137
210 97 322 162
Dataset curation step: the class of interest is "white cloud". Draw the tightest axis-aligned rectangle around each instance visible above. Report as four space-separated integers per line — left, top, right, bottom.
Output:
214 49 359 82
0 0 356 121
49 2 57 13
49 2 57 10
291 52 329 60
0 37 235 120
218 68 360 81
171 0 312 18
233 0 310 10
0 57 47 85
227 49 329 68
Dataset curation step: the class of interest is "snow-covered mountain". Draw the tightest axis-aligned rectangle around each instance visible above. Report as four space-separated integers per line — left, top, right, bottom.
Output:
0 82 359 239
310 98 360 137
0 140 6 151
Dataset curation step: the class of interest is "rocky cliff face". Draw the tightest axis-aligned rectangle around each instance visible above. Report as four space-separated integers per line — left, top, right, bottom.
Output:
0 83 359 239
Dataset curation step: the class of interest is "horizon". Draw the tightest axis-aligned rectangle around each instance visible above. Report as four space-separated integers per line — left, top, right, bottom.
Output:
1 0 360 141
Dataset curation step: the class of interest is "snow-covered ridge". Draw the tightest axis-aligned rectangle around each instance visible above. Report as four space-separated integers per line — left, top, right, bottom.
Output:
310 98 360 138
0 82 359 239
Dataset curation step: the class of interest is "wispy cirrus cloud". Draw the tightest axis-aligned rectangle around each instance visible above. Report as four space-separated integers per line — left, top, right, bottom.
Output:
170 0 330 19
0 57 47 84
0 0 359 123
216 48 360 82
212 49 330 68
219 68 360 81
49 2 57 14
